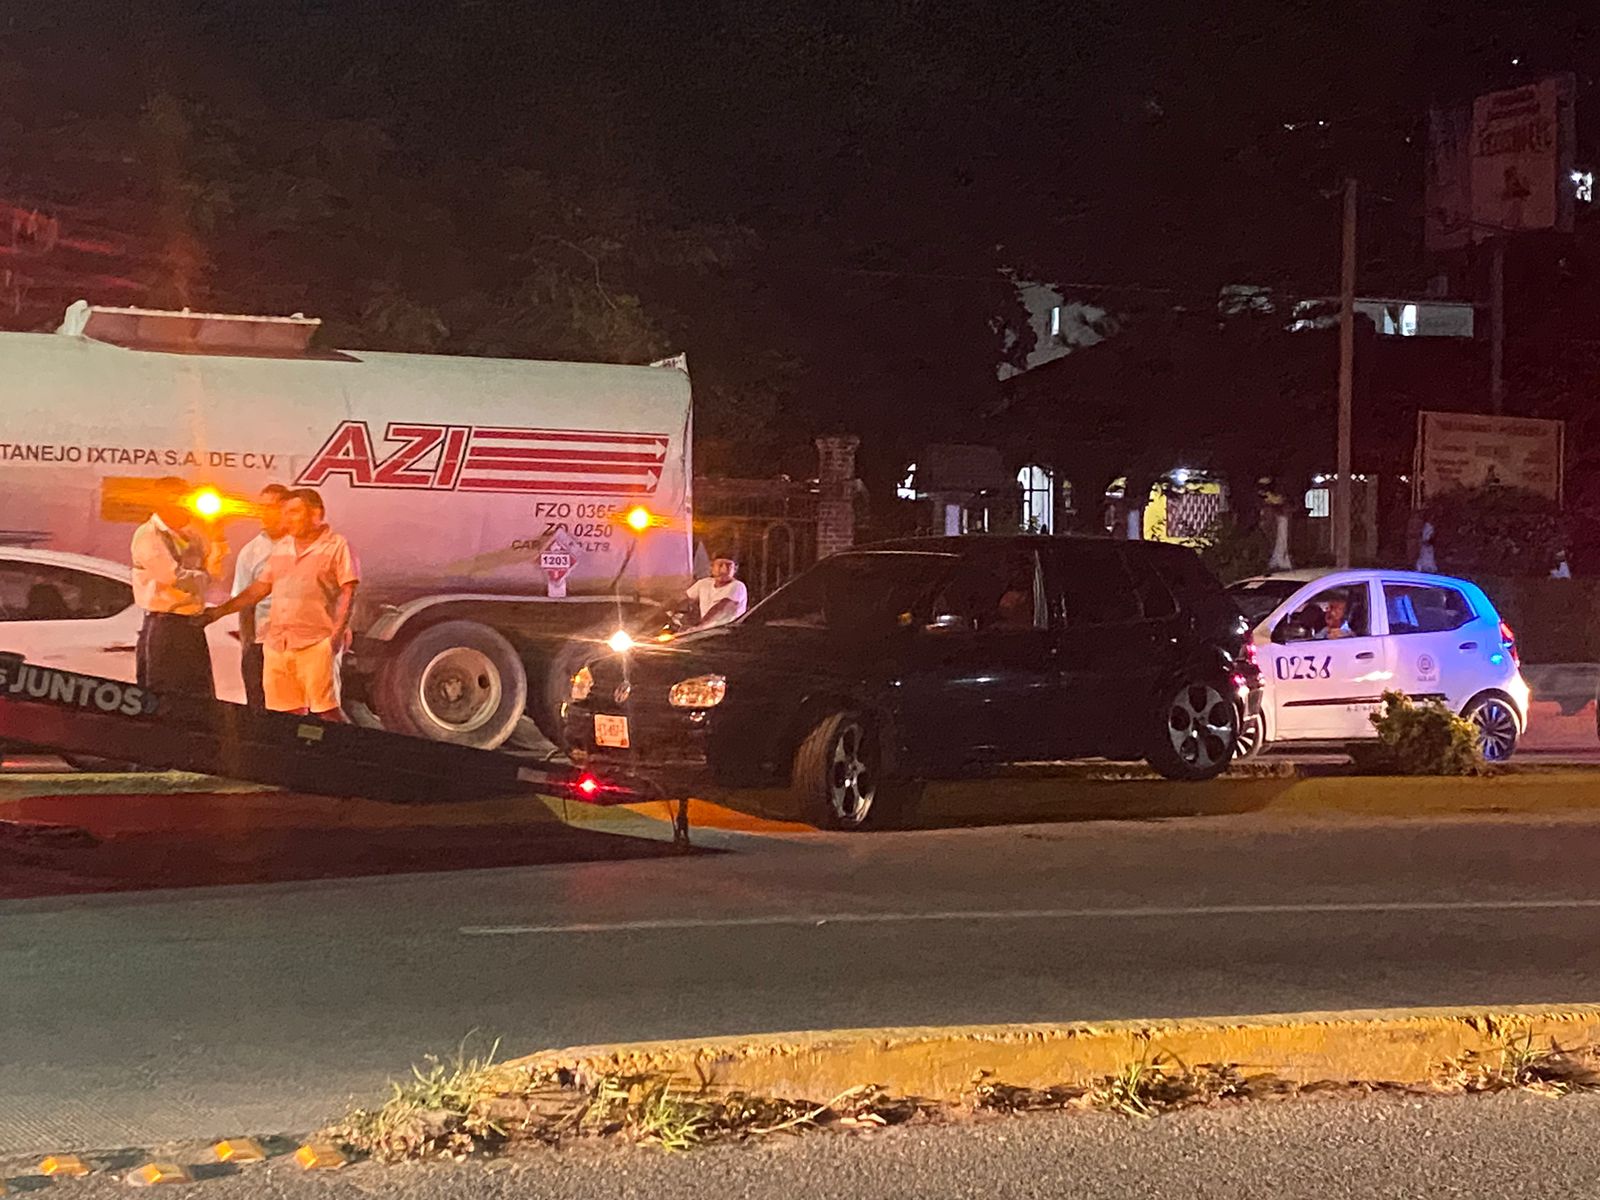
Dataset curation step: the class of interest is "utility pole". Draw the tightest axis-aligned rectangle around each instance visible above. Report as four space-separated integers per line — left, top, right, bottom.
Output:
1334 177 1357 569
1489 237 1506 415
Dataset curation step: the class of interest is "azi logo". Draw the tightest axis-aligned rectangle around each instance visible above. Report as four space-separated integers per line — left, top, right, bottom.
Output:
296 422 671 496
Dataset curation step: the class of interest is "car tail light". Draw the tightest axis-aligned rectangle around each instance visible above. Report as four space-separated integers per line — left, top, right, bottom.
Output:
1499 620 1519 667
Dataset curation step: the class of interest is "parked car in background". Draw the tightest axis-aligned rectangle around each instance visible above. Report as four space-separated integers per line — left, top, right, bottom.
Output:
566 536 1261 829
1226 568 1528 762
0 547 246 704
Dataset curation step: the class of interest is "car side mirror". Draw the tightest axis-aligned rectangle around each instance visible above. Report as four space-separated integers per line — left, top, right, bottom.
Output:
1271 620 1290 645
925 613 967 633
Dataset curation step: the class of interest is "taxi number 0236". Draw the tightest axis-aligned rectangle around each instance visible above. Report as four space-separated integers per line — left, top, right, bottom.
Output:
1274 654 1332 681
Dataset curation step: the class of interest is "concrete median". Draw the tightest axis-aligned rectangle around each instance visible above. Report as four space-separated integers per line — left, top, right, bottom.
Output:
510 1004 1600 1102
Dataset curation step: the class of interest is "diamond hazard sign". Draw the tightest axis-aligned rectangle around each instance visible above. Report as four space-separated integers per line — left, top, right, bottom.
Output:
539 532 581 597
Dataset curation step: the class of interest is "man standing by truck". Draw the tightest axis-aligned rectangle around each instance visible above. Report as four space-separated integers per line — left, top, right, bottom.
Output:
206 488 359 721
232 484 291 708
130 478 225 697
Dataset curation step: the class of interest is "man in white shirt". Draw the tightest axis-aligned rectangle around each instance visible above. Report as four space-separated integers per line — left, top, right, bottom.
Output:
231 484 291 708
681 554 748 630
130 477 225 697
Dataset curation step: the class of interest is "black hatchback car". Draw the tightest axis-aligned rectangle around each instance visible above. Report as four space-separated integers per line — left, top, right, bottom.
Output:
565 536 1261 829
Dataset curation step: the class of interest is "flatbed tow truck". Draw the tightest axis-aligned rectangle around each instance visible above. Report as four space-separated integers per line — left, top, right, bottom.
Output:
0 653 687 844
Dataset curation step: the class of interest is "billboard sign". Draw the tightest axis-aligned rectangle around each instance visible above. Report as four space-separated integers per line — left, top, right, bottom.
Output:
1425 104 1475 252
1414 411 1564 505
1470 74 1576 235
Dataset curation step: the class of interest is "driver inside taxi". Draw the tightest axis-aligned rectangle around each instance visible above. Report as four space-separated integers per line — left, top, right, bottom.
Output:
1315 595 1355 640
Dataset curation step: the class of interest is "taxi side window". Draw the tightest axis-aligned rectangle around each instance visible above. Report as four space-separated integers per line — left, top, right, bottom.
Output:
1277 584 1370 643
1384 583 1474 635
0 564 133 622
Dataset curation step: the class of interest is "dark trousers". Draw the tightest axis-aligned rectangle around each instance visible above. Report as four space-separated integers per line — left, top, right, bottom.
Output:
136 612 216 699
242 642 266 708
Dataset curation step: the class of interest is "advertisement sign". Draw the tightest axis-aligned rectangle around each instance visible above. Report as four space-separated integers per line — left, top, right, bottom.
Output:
1414 411 1564 505
1470 74 1576 235
1425 104 1475 253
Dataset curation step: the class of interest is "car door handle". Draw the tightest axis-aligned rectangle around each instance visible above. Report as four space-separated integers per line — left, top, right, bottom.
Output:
1355 651 1376 660
1458 641 1478 651
100 643 138 653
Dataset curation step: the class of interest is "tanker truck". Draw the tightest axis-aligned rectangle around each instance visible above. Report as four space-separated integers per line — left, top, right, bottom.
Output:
0 302 694 749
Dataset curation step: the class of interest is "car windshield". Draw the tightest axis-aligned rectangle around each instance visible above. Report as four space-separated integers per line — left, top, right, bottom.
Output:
1225 578 1305 627
745 552 956 632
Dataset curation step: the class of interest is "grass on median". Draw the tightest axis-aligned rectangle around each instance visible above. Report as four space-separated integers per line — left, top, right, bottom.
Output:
328 1033 1600 1163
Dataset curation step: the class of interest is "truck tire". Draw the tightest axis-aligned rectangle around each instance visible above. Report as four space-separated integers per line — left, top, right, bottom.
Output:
375 620 527 750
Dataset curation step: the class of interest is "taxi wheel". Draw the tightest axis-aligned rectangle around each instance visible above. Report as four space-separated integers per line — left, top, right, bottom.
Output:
1233 713 1267 763
1464 696 1519 763
793 711 892 831
1147 680 1239 781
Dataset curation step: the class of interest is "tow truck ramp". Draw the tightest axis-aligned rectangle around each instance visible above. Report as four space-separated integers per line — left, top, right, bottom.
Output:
0 653 660 811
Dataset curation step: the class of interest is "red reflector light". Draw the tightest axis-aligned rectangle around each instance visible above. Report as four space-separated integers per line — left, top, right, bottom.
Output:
577 774 600 796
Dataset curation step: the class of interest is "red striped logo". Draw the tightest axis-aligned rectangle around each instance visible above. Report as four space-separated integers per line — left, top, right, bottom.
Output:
297 422 670 495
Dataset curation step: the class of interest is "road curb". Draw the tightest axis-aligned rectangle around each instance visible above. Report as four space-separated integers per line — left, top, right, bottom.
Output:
593 770 1600 834
508 1004 1600 1102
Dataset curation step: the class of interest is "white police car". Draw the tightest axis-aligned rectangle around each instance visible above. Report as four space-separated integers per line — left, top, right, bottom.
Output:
1226 568 1529 762
0 547 245 703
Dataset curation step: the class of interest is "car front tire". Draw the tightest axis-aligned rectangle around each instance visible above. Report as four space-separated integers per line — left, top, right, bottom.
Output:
1233 712 1267 764
792 710 897 831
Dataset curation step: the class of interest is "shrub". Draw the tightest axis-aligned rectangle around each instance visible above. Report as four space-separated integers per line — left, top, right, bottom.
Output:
1195 513 1272 585
1425 485 1564 578
1350 691 1484 776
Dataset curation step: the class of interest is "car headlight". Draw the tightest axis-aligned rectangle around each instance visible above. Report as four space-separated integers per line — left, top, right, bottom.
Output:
668 674 726 709
570 666 594 702
607 629 635 654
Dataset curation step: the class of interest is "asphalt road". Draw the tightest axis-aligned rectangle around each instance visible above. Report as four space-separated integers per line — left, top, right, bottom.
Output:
7 810 1600 1154
11 1092 1600 1200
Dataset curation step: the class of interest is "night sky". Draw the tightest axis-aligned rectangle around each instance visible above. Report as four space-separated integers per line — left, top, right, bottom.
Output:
1 1 1595 481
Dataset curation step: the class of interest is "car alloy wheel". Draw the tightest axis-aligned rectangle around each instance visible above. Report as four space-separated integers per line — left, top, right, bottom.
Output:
1468 697 1518 762
1166 683 1236 773
827 718 878 826
1234 712 1266 762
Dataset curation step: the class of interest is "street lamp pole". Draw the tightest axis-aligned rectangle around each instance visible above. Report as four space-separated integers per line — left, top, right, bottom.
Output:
1334 177 1357 569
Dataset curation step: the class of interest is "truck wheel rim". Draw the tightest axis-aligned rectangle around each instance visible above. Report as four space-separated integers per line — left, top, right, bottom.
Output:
829 721 876 825
419 648 503 734
1471 700 1517 761
1167 684 1235 771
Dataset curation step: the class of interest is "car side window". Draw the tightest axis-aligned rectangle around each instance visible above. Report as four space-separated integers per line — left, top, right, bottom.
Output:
1051 545 1143 627
1276 583 1370 643
933 550 1043 632
1384 583 1475 635
0 563 133 623
1121 550 1179 620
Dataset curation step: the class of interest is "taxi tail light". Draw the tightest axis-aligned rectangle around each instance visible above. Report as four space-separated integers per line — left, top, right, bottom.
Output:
1499 620 1520 666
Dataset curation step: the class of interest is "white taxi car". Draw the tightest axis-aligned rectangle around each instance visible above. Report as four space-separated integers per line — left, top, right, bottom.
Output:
1226 568 1529 762
0 546 246 703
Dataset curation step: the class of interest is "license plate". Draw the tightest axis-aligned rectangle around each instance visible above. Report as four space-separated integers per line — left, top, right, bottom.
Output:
594 714 630 749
